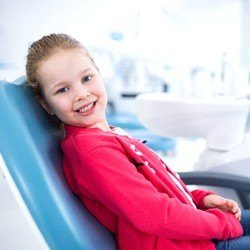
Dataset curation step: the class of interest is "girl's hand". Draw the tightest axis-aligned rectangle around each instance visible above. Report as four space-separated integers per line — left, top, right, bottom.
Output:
203 194 241 221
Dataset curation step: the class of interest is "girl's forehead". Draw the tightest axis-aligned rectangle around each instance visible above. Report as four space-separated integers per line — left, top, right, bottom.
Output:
40 49 93 73
38 49 95 87
49 49 90 64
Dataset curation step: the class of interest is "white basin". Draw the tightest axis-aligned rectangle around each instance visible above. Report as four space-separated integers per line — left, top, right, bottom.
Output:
136 93 250 151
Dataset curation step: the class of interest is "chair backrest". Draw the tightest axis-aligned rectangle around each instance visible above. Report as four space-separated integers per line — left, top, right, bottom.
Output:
0 77 116 250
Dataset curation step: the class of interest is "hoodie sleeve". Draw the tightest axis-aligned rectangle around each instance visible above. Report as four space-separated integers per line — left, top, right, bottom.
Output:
70 136 243 241
191 189 216 210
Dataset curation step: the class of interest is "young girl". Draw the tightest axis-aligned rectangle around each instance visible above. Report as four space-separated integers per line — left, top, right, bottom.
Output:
26 33 250 250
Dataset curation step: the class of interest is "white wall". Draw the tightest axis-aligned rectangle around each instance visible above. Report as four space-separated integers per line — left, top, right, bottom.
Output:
0 0 96 79
0 0 247 89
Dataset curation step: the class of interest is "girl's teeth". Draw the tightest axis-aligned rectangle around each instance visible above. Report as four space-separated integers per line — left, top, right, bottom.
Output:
79 103 94 113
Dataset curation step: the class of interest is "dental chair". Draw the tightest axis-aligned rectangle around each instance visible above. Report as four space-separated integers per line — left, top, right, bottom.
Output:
0 77 116 249
1 77 250 249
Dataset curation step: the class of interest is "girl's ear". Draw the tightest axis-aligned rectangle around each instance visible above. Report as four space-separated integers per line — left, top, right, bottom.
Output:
36 96 54 115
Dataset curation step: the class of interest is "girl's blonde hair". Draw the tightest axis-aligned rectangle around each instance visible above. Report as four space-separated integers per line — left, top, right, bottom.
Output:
26 33 97 99
26 33 97 128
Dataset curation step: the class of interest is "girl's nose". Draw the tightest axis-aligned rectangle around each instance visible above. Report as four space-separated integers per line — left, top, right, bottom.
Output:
74 86 90 102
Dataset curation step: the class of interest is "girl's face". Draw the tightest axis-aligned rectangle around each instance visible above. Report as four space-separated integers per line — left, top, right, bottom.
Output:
38 49 110 130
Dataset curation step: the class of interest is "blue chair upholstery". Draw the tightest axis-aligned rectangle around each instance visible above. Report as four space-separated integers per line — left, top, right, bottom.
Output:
0 77 116 249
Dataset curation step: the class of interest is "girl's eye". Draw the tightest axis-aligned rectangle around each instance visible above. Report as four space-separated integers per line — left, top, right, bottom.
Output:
57 87 70 94
82 75 92 83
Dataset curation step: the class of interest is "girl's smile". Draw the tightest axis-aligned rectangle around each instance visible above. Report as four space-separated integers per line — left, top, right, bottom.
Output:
37 49 111 131
74 100 97 114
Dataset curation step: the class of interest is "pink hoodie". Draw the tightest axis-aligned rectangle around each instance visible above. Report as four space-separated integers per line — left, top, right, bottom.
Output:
61 125 243 249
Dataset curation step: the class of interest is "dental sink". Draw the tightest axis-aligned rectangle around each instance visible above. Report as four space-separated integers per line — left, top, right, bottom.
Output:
137 92 250 204
136 93 250 151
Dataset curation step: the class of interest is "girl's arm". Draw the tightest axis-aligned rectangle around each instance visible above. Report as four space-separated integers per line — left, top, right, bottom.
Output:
68 136 243 241
191 189 241 220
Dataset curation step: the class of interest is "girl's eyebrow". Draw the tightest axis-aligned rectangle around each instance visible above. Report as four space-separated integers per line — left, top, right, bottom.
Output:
78 68 92 77
49 68 93 93
49 81 68 93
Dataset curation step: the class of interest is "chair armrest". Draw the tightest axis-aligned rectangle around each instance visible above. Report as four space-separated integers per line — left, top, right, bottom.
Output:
179 171 250 209
179 171 250 191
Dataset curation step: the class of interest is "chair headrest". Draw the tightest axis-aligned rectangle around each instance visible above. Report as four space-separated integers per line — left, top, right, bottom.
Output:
0 77 116 249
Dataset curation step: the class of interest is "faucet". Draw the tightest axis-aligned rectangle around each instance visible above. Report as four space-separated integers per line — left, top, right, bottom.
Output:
217 52 235 97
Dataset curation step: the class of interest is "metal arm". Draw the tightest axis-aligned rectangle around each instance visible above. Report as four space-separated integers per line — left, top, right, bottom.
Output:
179 171 250 209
